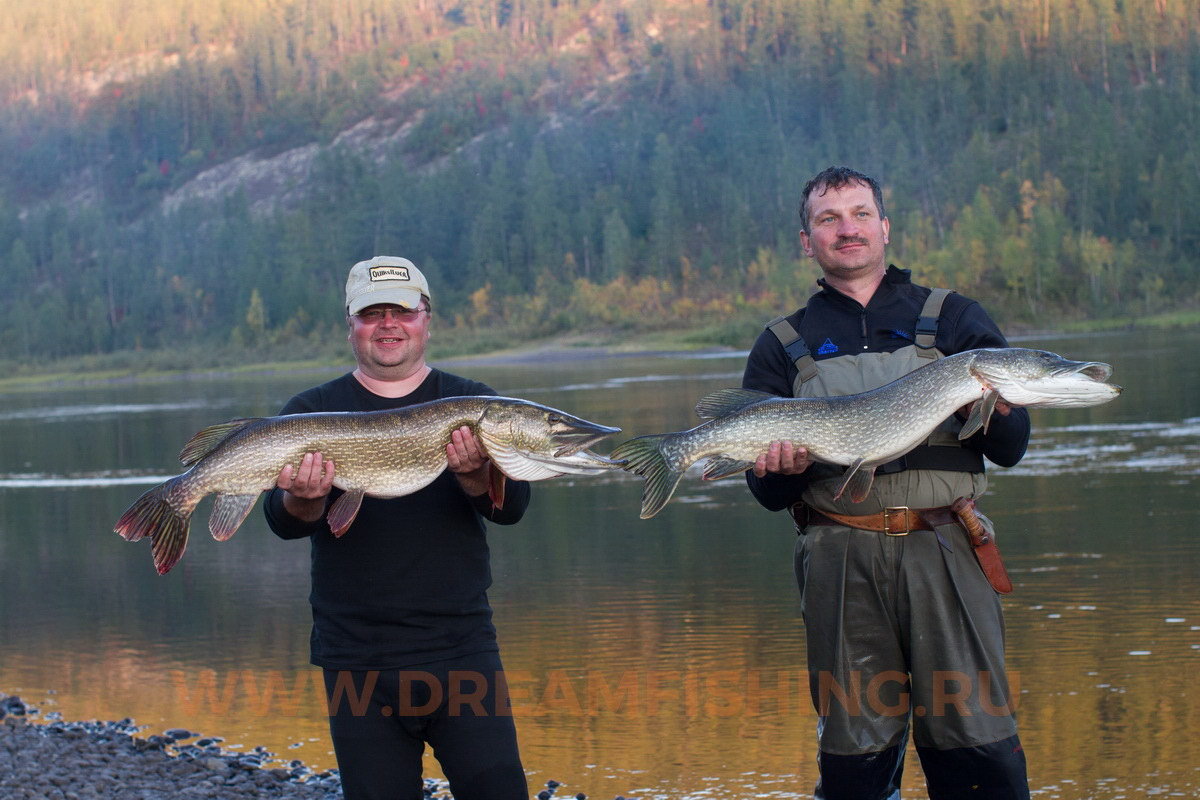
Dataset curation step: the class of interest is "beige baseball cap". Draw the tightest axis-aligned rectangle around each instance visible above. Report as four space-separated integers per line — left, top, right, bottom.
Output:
345 256 431 315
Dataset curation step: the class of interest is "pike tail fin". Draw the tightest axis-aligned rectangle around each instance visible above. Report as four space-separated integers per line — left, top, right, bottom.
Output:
114 479 192 575
611 434 688 519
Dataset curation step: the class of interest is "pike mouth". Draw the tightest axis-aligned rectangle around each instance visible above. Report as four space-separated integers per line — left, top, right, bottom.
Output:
1065 361 1113 382
551 422 622 457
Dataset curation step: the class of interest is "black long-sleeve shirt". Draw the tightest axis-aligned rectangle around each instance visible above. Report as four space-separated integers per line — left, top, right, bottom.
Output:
263 369 531 670
742 266 1030 512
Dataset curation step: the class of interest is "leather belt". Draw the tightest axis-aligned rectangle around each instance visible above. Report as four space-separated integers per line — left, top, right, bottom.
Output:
791 504 957 535
790 500 1014 594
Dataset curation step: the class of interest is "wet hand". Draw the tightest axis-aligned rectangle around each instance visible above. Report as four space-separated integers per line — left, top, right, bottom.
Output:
277 452 335 522
753 441 812 478
277 451 336 497
447 427 491 494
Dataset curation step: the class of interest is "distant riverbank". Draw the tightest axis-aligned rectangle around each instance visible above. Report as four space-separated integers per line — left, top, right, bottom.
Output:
2 311 1195 394
0 330 741 393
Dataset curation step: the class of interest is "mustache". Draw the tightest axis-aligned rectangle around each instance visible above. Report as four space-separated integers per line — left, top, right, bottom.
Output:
835 237 870 249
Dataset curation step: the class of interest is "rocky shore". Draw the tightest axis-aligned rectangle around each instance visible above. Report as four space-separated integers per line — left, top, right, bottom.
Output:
1 695 344 800
0 695 593 800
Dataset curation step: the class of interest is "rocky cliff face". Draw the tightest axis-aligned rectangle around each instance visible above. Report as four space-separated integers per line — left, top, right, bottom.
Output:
160 113 423 216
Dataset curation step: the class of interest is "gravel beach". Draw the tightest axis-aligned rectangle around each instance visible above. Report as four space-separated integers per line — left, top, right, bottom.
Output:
0 695 591 800
0 695 344 800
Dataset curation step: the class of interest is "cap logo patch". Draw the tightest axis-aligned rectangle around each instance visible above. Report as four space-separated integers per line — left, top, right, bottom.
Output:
369 266 410 282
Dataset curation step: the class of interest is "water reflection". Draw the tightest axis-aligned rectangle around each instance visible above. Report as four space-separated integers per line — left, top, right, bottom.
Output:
1 328 1198 798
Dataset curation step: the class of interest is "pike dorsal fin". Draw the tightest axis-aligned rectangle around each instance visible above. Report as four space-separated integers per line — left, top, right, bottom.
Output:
327 489 365 537
959 390 1000 439
179 418 261 466
694 389 773 420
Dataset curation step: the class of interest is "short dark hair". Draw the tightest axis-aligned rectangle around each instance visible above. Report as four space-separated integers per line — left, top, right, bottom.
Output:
799 166 886 234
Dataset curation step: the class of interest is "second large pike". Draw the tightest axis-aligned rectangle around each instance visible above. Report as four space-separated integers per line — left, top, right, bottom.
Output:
612 348 1122 519
115 397 621 574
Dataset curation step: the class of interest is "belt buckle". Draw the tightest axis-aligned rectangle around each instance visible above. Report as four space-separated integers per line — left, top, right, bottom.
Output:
883 506 911 536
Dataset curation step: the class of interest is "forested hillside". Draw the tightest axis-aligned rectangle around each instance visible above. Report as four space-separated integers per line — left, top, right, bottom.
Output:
1 0 1197 366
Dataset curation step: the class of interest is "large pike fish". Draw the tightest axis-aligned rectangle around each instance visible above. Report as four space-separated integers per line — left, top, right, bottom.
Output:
115 397 621 573
612 348 1122 519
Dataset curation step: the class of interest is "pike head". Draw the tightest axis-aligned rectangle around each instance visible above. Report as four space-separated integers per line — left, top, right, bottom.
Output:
969 348 1122 408
479 398 621 459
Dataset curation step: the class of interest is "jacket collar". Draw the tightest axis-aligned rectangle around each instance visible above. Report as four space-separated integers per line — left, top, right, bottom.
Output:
816 264 911 306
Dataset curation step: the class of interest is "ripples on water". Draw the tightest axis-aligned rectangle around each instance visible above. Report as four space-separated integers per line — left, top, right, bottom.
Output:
0 471 176 488
1013 418 1200 476
0 400 229 422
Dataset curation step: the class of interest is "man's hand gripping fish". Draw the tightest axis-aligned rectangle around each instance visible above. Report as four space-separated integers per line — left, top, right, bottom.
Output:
613 348 1122 519
115 397 622 573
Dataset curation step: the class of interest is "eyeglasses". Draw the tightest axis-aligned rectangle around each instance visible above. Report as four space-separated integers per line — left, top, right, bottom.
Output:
355 306 429 324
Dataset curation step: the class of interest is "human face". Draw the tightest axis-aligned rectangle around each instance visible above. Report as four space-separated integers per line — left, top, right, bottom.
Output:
348 302 431 380
799 181 890 281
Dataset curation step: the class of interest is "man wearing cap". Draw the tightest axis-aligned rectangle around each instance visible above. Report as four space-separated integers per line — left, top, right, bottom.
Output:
262 256 531 800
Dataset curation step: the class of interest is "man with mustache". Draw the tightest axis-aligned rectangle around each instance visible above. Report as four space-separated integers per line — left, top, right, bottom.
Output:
743 166 1032 799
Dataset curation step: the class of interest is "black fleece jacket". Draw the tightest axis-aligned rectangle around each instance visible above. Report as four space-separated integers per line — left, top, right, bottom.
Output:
263 369 531 670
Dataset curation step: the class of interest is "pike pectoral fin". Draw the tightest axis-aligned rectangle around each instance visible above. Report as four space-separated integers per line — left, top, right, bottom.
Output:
327 489 365 537
702 457 756 481
959 390 1000 439
694 389 773 420
488 463 506 510
833 459 877 503
209 494 259 541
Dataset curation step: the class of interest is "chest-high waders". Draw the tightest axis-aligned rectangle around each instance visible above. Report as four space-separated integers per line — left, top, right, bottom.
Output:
768 290 1030 800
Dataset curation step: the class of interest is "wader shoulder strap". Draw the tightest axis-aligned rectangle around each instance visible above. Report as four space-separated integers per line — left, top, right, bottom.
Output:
915 288 954 360
766 316 819 386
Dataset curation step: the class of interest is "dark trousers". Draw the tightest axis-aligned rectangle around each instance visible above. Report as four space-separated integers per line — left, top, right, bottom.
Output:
797 524 1030 800
815 735 1030 799
323 651 527 800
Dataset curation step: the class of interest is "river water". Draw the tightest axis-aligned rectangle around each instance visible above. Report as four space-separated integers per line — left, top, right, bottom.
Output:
1 327 1198 799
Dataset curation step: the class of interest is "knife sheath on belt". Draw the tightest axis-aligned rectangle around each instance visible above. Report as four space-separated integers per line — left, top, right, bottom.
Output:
951 497 1014 594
